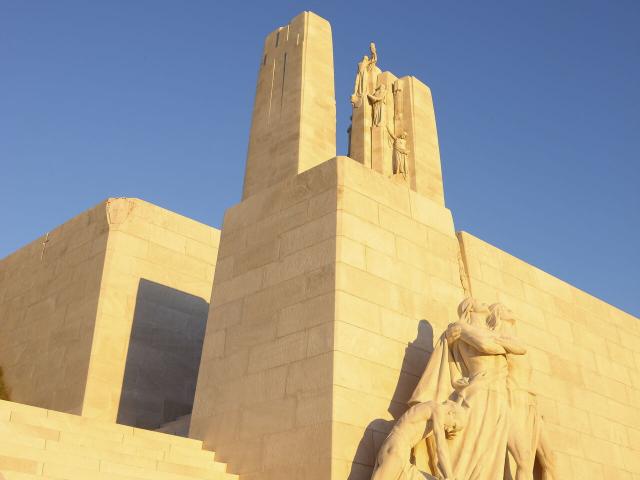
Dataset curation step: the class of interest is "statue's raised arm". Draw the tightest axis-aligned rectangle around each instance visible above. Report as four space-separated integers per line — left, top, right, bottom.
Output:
447 321 507 355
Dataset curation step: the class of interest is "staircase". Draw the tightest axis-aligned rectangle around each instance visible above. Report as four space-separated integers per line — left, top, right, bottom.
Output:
155 415 191 437
0 400 238 480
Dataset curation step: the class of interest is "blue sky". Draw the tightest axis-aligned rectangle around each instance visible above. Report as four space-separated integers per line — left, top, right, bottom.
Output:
1 1 638 316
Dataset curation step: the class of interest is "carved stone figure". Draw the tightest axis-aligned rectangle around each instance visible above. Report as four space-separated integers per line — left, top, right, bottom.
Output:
367 84 387 127
351 43 380 107
368 42 378 70
371 375 483 480
387 128 409 178
351 55 370 107
409 298 527 480
488 304 558 480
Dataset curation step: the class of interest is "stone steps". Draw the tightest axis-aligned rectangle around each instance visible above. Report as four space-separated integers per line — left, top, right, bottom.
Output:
0 400 238 480
2 473 56 480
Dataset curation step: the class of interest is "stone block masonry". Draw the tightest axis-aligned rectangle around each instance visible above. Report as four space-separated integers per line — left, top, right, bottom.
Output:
191 157 340 480
0 198 220 428
243 11 336 199
0 202 109 415
190 156 464 479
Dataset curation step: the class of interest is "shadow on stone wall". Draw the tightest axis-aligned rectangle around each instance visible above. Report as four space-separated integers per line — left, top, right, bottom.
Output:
0 366 9 401
348 319 434 480
117 279 209 430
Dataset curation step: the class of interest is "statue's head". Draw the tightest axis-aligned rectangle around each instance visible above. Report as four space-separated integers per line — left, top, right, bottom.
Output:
457 297 489 325
442 400 468 439
370 42 377 54
487 303 516 331
399 131 407 139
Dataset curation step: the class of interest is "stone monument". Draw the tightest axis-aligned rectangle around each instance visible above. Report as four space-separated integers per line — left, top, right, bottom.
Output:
0 10 638 480
189 12 465 480
189 11 640 480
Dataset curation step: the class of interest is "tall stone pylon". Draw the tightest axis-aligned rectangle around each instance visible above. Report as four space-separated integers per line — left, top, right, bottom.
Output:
242 11 336 199
191 12 463 479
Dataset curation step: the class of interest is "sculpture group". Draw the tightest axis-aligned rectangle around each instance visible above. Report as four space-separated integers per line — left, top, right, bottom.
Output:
372 298 558 480
349 43 410 179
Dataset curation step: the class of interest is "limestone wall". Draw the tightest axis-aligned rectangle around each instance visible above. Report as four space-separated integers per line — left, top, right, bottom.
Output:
0 198 220 426
0 203 109 414
191 158 338 480
83 198 220 426
458 231 640 479
332 158 463 478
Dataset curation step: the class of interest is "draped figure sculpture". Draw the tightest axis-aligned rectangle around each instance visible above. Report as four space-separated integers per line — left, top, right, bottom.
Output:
368 42 378 70
408 298 527 480
351 43 379 107
387 128 409 178
351 55 370 107
487 304 558 480
368 84 387 127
